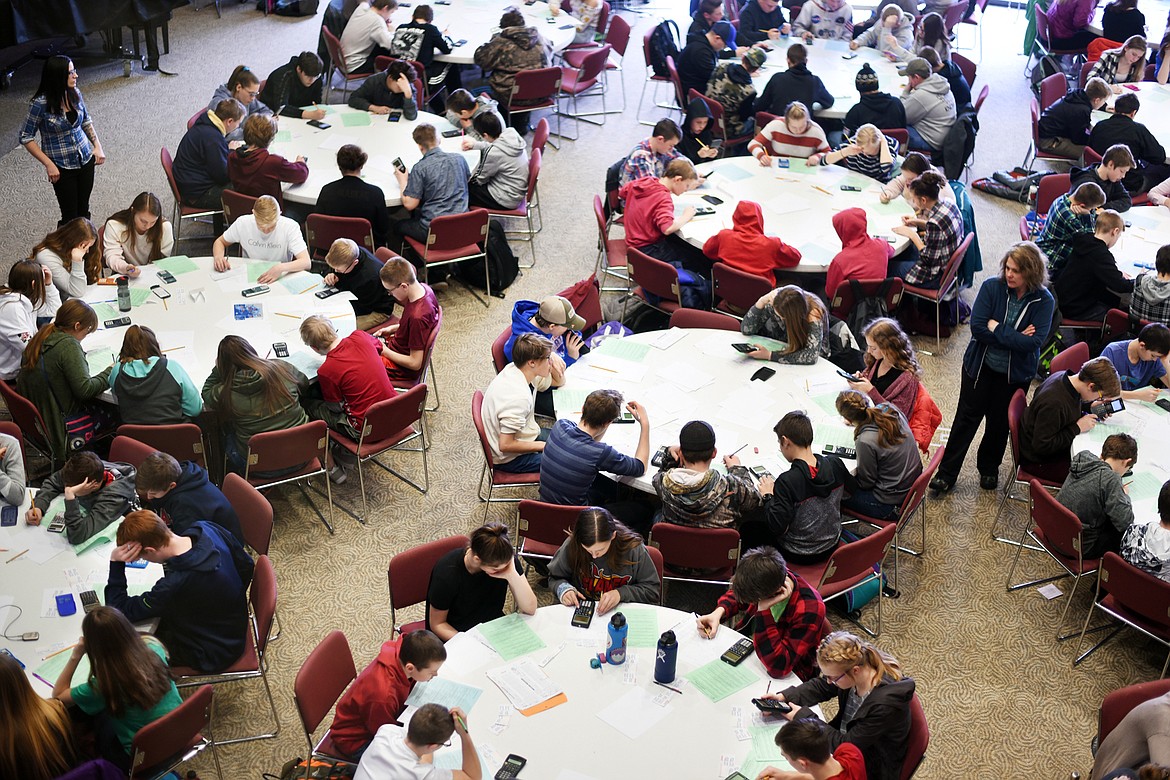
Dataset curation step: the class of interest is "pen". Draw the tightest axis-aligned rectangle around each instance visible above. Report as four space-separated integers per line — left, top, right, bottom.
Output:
728 443 749 458
6 549 28 563
455 714 468 733
654 681 683 695
766 681 771 695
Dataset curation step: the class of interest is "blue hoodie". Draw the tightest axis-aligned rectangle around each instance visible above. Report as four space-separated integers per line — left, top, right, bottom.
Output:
503 300 580 366
143 461 243 544
172 111 231 204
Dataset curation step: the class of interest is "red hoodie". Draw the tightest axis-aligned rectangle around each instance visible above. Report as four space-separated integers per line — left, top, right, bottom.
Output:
825 207 893 300
227 146 309 202
701 201 801 279
619 176 675 249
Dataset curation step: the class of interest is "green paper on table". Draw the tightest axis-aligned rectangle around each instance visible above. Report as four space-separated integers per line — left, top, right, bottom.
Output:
93 303 119 322
817 424 856 451
738 724 787 777
300 104 334 113
128 288 152 307
685 656 759 702
810 392 843 419
871 198 909 216
477 612 546 660
783 157 815 175
73 516 122 555
712 164 753 182
278 273 325 295
1141 86 1170 103
153 255 200 276
35 648 90 689
85 347 115 375
552 387 591 416
274 130 293 143
622 605 660 648
404 676 484 714
341 111 373 127
595 337 651 363
744 336 787 354
1126 470 1164 503
248 264 275 283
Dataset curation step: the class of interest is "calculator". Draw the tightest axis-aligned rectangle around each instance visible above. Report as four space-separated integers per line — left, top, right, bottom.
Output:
80 590 100 614
571 600 595 629
721 638 755 666
495 754 526 779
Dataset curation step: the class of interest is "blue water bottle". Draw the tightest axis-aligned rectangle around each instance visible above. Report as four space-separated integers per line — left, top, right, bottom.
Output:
606 612 628 665
654 630 678 684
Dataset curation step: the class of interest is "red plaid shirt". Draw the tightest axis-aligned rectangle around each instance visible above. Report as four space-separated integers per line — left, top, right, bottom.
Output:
717 572 827 680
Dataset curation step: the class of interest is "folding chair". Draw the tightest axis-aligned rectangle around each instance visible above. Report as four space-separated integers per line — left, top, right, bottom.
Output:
387 534 469 634
471 391 541 521
648 523 740 602
305 214 375 260
882 128 910 154
951 52 977 88
160 147 223 245
665 55 685 117
403 209 492 308
1019 173 1069 241
128 685 221 780
1096 679 1170 750
1048 342 1089 376
221 189 259 231
223 472 273 557
901 233 974 353
0 422 29 480
109 435 158 469
485 149 541 268
622 246 681 322
556 45 612 134
1075 552 1170 677
116 423 206 469
517 499 585 573
558 274 603 332
563 14 631 113
827 278 904 323
901 694 930 780
974 85 989 115
669 309 740 330
592 194 629 293
1023 97 1080 170
637 26 679 125
321 26 373 100
491 326 511 373
507 67 563 146
245 420 350 534
712 261 776 317
0 379 61 472
293 630 359 767
991 389 1066 545
389 306 442 413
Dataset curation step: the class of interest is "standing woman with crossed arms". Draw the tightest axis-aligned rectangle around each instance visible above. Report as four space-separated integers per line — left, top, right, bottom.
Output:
20 56 106 226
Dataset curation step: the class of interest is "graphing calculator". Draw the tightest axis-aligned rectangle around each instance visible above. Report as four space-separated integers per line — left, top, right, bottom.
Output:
80 590 100 614
47 517 66 533
732 343 756 354
571 600 595 629
241 285 270 297
752 697 792 713
157 270 178 284
104 317 131 328
721 638 755 666
272 342 289 358
1 505 16 526
495 755 527 779
315 287 341 299
823 445 857 459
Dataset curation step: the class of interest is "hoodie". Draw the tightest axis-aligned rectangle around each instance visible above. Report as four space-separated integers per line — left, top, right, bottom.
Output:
678 97 716 164
474 26 552 101
706 61 758 138
504 299 579 367
143 460 243 543
618 176 675 249
703 201 802 278
850 412 922 506
110 356 202 425
469 127 529 210
1053 232 1133 320
677 36 721 101
792 0 855 41
852 12 913 55
825 208 893 299
105 521 254 673
756 64 835 117
0 433 25 507
172 111 232 204
207 83 273 144
35 460 137 546
1131 272 1170 324
763 453 847 557
201 361 310 453
1058 450 1134 556
444 95 504 142
900 73 956 151
548 536 661 605
227 146 309 202
653 464 761 528
0 291 36 381
844 91 907 137
259 56 326 118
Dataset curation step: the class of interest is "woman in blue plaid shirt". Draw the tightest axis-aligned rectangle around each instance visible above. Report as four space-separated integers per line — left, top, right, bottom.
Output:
19 56 106 227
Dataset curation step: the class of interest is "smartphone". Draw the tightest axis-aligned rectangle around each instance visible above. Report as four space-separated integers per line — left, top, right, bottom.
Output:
272 342 289 358
546 15 556 22
241 285 270 297
1156 398 1170 413
315 287 342 299
841 51 857 59
732 342 756 354
388 112 401 122
837 368 860 381
442 129 462 138
307 119 332 129
150 284 171 300
393 157 407 173
104 317 131 328
0 648 24 668
157 270 178 284
701 194 723 205
0 505 15 526
495 755 527 780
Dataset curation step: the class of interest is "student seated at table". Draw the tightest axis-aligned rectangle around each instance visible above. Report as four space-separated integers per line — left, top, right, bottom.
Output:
825 208 894 300
312 238 396 331
474 8 553 133
677 20 737 99
844 64 906 140
330 630 448 759
899 57 956 154
0 649 77 780
1089 93 1169 193
707 47 767 139
1045 0 1098 52
173 98 245 224
1100 323 1170 402
107 509 253 673
51 606 181 772
809 123 898 183
677 98 720 165
702 201 802 282
355 703 480 780
32 217 100 301
0 428 25 508
212 195 311 283
1021 356 1122 483
792 0 854 42
315 145 392 250
396 5 458 107
340 0 398 76
738 0 789 47
349 60 420 118
372 255 440 382
462 111 529 211
102 192 173 278
0 260 59 379
760 719 867 780
688 0 727 43
1103 0 1147 45
1121 479 1170 582
300 314 395 446
505 293 585 416
259 51 326 120
1058 432 1137 559
1089 35 1149 88
836 391 921 521
445 89 505 143
917 46 971 113
754 44 834 118
17 300 113 463
653 419 761 529
768 630 915 780
201 334 311 476
1037 181 1104 276
749 101 830 164
136 450 242 542
426 522 537 640
1053 209 1132 320
1038 76 1112 161
482 333 559 473
887 10 950 62
27 451 136 545
849 4 911 56
879 151 955 206
618 118 684 187
549 506 662 612
742 285 830 365
208 65 273 144
846 317 922 423
1071 143 1136 213
1132 245 1170 325
389 124 471 275
696 545 826 679
227 114 309 203
109 325 202 425
889 172 965 289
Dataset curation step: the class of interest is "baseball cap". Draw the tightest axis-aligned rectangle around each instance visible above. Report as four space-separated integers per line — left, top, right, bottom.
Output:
711 20 736 48
679 420 716 451
901 57 931 79
743 47 767 70
538 295 586 331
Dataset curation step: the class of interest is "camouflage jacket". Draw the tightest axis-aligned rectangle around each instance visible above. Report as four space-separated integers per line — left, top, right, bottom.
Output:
706 61 757 138
474 26 552 103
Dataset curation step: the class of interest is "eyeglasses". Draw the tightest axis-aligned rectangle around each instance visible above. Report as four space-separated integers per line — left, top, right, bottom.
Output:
822 670 850 685
245 90 260 97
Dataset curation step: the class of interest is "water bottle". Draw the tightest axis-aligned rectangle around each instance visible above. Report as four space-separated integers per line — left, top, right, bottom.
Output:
606 612 628 665
116 276 131 313
654 630 677 684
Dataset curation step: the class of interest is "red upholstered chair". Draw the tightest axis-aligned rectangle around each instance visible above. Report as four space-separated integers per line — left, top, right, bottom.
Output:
622 246 681 322
638 27 678 125
1097 679 1170 747
787 523 897 637
901 233 974 352
648 524 741 602
1020 173 1071 240
1024 96 1079 171
827 278 904 322
186 108 205 131
532 116 551 157
129 685 220 780
404 209 492 307
882 127 910 154
387 534 469 634
116 423 206 468
245 420 345 534
373 55 426 85
160 147 223 244
491 326 511 373
1075 552 1170 677
1048 341 1089 376
222 473 273 557
687 88 753 149
507 67 563 143
1034 8 1089 59
556 274 603 333
974 84 989 116
991 389 1068 544
293 630 359 765
959 0 991 60
322 26 373 100
221 189 259 230
942 0 965 33
901 694 930 780
564 13 630 113
558 45 613 138
669 309 740 331
665 55 685 115
305 214 374 259
109 436 158 469
390 305 443 413
593 194 629 293
952 52 977 88
471 391 541 521
485 149 541 268
517 499 587 573
646 545 664 601
0 379 59 472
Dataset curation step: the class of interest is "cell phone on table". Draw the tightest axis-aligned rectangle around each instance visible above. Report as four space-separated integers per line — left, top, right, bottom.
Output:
840 185 861 192
150 284 171 300
104 317 131 328
388 112 401 122
442 129 462 138
702 194 723 205
454 38 467 46
307 119 331 129
694 206 716 216
1 505 15 526
1156 398 1170 413
157 270 178 284
315 287 341 299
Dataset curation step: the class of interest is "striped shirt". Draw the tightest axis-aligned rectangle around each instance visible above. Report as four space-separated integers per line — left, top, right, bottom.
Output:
538 419 645 505
818 136 899 182
748 119 830 160
905 199 964 287
1037 193 1095 275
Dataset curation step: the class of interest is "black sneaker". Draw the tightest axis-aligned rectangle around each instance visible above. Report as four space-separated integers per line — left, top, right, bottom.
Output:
929 475 954 495
979 473 998 490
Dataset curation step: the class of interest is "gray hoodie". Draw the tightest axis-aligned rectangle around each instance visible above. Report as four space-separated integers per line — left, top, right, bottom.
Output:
207 83 273 144
1131 272 1170 323
548 537 661 606
0 433 26 507
900 73 956 150
444 95 504 142
469 127 529 210
854 13 914 56
35 459 138 546
851 412 922 506
1057 450 1134 556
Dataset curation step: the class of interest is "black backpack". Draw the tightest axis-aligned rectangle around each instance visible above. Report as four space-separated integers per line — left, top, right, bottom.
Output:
270 0 318 15
844 278 894 340
456 220 519 297
648 19 681 79
1030 54 1062 97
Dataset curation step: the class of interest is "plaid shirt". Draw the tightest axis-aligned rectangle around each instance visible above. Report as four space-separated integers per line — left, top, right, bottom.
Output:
20 94 94 169
1037 193 1095 275
619 139 681 187
1130 273 1170 324
1087 49 1142 85
717 572 827 680
905 199 964 287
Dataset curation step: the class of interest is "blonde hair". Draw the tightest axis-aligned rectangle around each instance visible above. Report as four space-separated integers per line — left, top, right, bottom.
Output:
299 314 337 353
836 391 907 447
817 631 904 681
852 124 881 150
785 101 810 125
325 238 359 268
252 195 280 226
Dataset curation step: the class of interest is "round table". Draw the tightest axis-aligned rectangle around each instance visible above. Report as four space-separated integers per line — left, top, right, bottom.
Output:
431 0 578 65
751 37 907 121
678 156 914 272
552 328 859 493
409 604 806 778
79 256 359 402
1073 397 1170 525
269 107 480 207
1111 203 1170 276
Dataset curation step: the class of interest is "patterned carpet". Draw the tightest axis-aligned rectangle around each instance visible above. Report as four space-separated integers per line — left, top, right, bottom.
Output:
0 2 1164 777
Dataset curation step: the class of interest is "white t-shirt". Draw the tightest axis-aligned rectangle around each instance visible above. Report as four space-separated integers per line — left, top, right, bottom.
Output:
341 2 396 73
354 724 453 780
0 292 35 381
221 216 307 264
481 363 541 464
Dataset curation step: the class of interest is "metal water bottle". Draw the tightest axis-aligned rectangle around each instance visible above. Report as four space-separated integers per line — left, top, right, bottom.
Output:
606 612 628 665
116 276 131 312
654 630 678 684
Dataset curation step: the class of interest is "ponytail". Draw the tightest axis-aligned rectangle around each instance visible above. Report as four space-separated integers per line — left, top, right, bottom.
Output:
22 299 96 371
836 391 906 447
817 630 904 682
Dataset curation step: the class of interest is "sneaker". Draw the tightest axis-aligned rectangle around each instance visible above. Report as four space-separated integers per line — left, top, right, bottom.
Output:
328 464 348 485
928 475 954 495
979 473 998 490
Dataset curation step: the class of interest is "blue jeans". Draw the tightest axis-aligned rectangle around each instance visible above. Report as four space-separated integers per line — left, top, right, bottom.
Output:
497 452 542 473
905 125 935 153
843 488 900 521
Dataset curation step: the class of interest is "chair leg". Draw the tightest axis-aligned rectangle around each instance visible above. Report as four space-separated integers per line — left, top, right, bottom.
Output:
1055 575 1085 641
356 452 369 521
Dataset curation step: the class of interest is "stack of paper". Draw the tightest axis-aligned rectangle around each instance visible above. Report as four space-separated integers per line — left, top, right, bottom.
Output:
485 657 564 712
686 656 759 702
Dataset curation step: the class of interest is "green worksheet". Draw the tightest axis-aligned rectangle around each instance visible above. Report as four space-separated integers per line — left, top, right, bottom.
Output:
477 613 546 661
685 656 759 702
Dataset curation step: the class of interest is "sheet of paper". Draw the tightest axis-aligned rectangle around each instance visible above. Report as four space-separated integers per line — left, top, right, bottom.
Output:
152 255 200 275
278 272 326 295
1126 470 1163 503
596 686 674 739
317 132 362 151
72 517 122 555
85 346 115 375
552 387 591 416
403 677 484 714
762 192 811 217
710 163 752 182
554 772 603 780
432 742 503 776
657 362 714 393
586 354 647 383
686 656 759 702
622 604 660 649
593 337 651 363
127 288 152 307
246 263 276 283
485 657 563 711
274 129 293 143
1037 583 1063 600
646 328 687 350
339 111 373 127
477 613 546 661
22 521 74 565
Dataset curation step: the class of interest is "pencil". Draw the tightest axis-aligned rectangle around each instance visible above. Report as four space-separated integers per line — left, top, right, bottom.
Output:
654 681 684 695
812 185 832 196
162 297 168 311
161 346 185 353
728 443 749 458
697 138 708 149
296 283 319 294
6 549 28 563
42 644 75 661
275 312 301 319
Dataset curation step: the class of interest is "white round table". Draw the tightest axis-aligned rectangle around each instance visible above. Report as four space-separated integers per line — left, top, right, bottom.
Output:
407 604 807 778
678 155 914 272
79 256 359 401
1094 82 1170 149
268 107 480 207
431 0 578 65
1073 397 1170 525
1111 203 1170 276
751 37 907 121
553 328 860 493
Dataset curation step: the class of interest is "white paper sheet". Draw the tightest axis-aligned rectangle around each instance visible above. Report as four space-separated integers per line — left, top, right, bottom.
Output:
485 658 563 711
657 362 714 393
596 686 675 739
317 133 362 151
